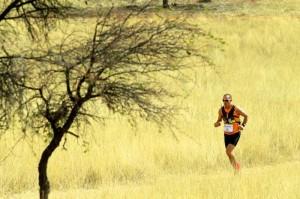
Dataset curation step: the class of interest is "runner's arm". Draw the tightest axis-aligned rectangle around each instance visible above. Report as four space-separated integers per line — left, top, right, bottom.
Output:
236 107 248 126
214 109 222 127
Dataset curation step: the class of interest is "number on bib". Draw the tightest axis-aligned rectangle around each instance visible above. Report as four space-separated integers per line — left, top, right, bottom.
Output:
224 124 233 133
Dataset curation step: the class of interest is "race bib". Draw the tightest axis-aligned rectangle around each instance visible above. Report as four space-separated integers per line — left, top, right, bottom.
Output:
224 124 233 133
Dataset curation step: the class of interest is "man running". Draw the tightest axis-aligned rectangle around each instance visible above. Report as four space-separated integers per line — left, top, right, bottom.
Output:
214 94 248 172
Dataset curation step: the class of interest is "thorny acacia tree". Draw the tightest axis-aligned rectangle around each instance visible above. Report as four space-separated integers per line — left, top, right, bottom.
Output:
0 3 216 199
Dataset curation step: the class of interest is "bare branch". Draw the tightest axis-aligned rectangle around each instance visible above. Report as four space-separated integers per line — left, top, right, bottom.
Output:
0 0 73 40
67 131 79 138
0 0 21 21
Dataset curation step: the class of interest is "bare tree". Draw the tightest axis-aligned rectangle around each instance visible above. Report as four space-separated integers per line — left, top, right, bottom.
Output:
1 4 217 199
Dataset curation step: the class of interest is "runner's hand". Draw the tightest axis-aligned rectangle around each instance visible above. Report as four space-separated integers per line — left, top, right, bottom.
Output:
214 122 221 127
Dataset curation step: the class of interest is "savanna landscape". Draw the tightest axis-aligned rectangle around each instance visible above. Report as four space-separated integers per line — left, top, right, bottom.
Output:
0 0 300 198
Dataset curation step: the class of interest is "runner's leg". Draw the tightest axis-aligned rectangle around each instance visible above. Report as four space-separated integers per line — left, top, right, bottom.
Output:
226 144 238 169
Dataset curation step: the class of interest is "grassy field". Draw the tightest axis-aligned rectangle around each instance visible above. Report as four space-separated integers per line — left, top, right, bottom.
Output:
1 0 300 198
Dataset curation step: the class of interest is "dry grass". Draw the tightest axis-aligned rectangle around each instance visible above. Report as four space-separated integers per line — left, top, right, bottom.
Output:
1 1 300 198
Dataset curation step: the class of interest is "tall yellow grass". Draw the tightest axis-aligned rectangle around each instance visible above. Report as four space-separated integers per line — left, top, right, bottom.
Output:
1 2 300 198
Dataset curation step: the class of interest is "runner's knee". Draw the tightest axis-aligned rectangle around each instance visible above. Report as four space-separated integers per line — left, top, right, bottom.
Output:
226 149 233 157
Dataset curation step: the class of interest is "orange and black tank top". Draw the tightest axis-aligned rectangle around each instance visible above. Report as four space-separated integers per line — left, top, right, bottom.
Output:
221 105 241 135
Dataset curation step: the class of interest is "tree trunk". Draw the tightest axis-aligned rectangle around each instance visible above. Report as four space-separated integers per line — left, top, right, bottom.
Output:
38 131 64 199
163 0 169 8
38 102 82 199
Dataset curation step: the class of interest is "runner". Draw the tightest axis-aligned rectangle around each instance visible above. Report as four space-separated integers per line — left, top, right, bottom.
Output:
214 94 248 172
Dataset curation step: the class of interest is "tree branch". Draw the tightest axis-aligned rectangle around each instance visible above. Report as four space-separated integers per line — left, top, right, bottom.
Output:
67 130 79 138
0 0 21 21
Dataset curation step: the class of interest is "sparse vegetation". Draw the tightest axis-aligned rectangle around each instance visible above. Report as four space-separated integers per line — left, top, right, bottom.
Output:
1 0 300 198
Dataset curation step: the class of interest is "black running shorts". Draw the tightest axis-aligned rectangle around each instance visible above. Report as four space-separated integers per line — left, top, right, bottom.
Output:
224 132 241 148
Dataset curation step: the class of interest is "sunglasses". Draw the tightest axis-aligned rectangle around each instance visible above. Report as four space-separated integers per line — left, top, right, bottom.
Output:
223 99 231 102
